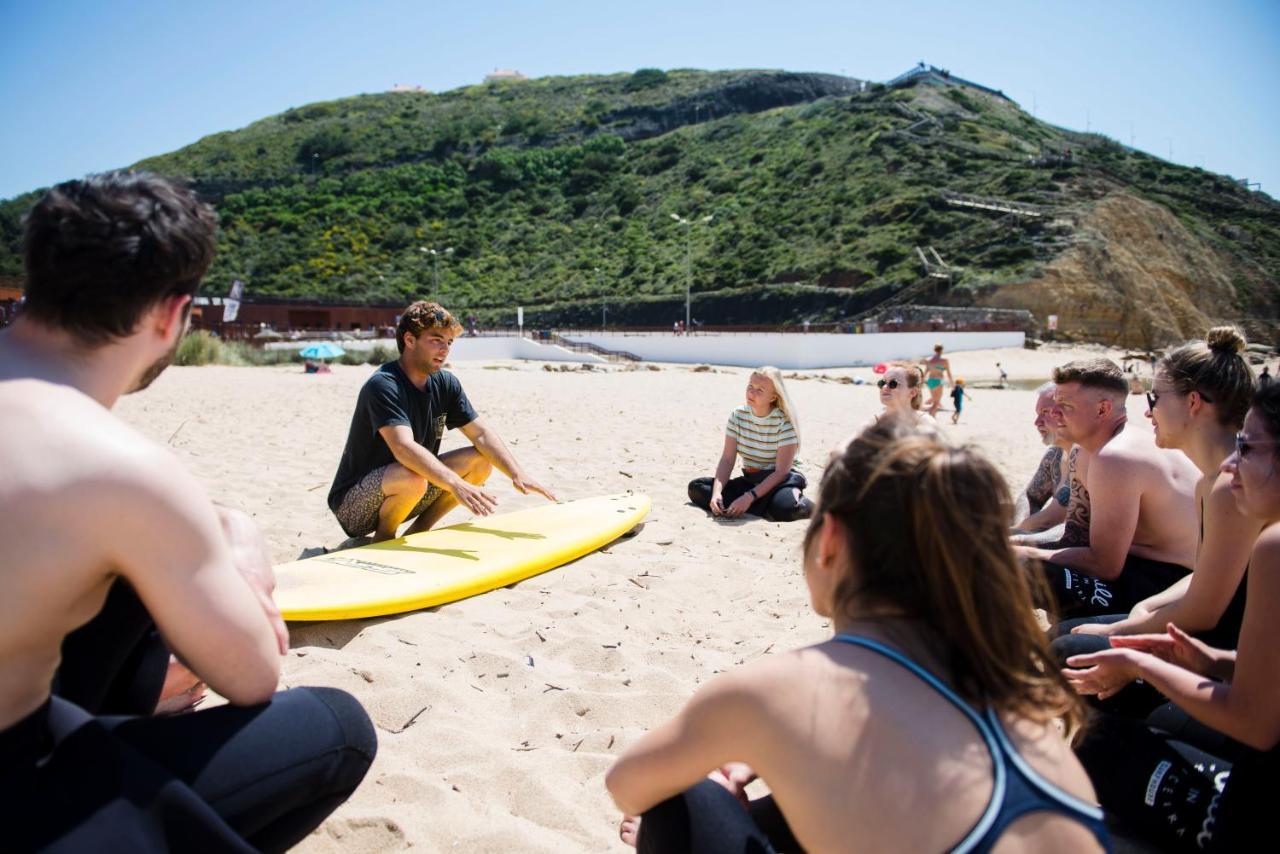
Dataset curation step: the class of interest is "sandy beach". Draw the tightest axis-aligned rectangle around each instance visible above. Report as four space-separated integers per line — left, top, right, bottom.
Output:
111 343 1152 853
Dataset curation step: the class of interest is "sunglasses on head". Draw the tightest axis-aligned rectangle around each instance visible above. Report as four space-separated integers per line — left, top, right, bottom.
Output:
1235 433 1279 459
877 379 900 389
1146 388 1214 411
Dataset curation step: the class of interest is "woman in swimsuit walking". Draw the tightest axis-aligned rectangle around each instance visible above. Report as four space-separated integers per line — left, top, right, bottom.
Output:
611 416 1107 853
924 343 953 418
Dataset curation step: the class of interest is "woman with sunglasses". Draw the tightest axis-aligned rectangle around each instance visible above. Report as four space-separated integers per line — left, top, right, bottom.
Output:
687 367 813 522
611 418 1107 852
1049 328 1261 719
872 363 935 429
1064 381 1280 851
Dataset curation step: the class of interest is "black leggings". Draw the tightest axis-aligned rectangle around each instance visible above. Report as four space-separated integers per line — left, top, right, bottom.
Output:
688 469 812 522
638 779 801 854
1075 712 1267 853
1 688 376 853
1040 555 1190 620
1049 616 1169 719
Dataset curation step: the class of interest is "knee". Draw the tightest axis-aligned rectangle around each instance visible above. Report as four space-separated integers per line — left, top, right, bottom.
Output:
687 478 712 507
767 489 813 522
385 464 428 498
305 686 378 778
470 453 492 482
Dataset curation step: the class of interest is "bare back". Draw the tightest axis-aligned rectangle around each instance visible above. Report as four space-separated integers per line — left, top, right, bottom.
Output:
741 638 1102 853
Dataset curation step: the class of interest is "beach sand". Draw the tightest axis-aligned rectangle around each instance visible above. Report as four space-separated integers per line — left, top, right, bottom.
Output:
112 343 1152 853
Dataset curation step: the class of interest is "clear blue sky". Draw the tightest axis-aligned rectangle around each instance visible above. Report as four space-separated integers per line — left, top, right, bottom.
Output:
2 0 1277 200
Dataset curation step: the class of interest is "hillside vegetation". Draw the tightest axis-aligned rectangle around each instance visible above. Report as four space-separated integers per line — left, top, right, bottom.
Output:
1 68 1276 345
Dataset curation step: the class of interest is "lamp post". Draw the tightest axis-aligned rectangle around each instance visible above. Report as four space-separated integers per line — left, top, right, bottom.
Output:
419 246 453 291
594 267 607 330
670 213 713 331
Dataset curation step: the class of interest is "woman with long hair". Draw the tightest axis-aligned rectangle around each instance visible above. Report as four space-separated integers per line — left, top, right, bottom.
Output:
1065 382 1280 851
687 367 812 522
1050 328 1261 717
613 417 1107 852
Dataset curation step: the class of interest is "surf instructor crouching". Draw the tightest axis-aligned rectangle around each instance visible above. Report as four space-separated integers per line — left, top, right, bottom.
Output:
328 300 556 542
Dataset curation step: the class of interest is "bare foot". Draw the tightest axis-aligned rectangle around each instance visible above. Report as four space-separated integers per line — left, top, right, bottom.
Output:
618 815 641 848
154 657 207 715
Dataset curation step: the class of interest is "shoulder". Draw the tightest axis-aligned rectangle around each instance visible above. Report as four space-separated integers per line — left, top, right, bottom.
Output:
1251 524 1280 566
363 364 403 393
432 369 465 393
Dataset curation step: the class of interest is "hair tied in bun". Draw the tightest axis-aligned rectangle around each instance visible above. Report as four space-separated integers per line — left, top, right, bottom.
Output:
1206 325 1246 355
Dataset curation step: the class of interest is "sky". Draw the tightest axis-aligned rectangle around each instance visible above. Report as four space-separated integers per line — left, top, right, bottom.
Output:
1 0 1277 200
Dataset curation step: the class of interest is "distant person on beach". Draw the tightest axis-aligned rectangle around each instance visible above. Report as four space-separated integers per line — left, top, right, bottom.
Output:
610 418 1107 852
1064 382 1280 852
329 300 555 542
949 378 971 424
1047 328 1261 718
997 361 1008 387
1015 359 1200 619
0 171 375 850
687 367 813 522
1260 365 1272 388
922 343 952 417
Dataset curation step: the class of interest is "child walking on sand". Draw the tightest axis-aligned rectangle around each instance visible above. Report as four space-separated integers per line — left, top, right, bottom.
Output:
950 378 972 424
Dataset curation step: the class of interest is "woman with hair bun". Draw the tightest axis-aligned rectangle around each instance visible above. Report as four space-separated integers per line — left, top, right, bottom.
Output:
687 367 813 522
1051 327 1262 717
612 417 1108 853
1066 382 1280 851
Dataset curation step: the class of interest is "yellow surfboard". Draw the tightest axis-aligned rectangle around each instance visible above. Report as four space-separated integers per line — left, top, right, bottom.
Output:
274 493 650 621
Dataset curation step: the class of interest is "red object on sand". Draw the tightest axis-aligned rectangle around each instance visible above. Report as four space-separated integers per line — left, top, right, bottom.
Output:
873 362 889 374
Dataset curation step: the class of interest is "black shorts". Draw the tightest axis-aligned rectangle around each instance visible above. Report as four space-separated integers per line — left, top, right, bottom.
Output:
1041 554 1191 621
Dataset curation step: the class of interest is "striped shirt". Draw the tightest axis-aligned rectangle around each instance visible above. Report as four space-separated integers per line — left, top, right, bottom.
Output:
726 405 798 470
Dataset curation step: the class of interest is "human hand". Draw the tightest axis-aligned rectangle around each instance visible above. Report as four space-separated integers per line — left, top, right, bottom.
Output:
512 473 556 502
709 492 725 516
725 493 754 518
1109 624 1218 677
450 478 499 516
1070 622 1116 637
708 762 757 809
1062 647 1148 699
218 507 288 655
1011 544 1040 562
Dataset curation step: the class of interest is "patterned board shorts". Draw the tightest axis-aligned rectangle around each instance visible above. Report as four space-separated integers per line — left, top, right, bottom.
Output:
333 465 444 538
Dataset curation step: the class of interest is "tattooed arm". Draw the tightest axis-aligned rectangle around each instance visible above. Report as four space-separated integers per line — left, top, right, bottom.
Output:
1013 447 1062 525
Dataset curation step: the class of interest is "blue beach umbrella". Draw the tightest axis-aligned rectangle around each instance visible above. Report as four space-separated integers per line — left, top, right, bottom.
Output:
300 343 346 359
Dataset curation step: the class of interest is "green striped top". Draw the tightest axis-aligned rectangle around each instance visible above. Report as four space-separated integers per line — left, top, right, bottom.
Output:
726 405 798 470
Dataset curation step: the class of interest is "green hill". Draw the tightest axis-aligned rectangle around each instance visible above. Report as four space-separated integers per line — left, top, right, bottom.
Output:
2 67 1277 344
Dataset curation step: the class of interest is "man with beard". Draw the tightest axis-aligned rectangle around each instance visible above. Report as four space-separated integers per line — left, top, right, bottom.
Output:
329 299 555 542
1012 382 1091 548
1015 359 1199 620
0 172 375 851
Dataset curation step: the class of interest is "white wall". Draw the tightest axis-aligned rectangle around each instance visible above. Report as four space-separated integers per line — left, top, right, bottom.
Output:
555 331 1024 369
448 337 605 364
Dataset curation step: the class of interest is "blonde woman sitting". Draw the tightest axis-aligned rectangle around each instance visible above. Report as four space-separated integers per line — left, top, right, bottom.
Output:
687 367 813 522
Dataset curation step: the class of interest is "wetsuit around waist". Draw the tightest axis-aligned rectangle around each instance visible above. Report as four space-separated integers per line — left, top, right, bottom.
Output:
832 634 1111 853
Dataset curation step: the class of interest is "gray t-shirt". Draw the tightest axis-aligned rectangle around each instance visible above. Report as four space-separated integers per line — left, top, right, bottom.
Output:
328 361 477 511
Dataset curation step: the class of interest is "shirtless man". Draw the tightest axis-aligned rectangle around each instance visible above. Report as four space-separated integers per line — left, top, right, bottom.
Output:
329 299 555 542
922 343 952 418
1013 383 1091 548
1015 359 1199 620
0 172 373 850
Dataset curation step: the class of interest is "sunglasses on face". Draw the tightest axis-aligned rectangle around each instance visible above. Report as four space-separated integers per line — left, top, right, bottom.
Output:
1146 388 1214 411
1235 433 1279 459
877 379 900 389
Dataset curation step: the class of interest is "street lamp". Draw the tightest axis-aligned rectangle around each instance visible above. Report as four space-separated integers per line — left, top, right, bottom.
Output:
670 213 713 331
419 246 454 292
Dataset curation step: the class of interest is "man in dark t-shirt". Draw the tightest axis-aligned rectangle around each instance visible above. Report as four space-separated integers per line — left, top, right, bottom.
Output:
328 301 555 541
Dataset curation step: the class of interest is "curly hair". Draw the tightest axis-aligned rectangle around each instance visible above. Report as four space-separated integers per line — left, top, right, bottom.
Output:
396 301 463 353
